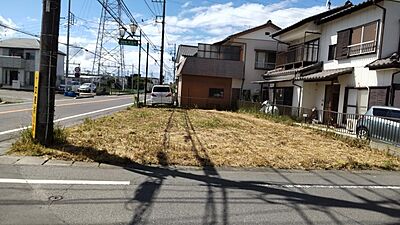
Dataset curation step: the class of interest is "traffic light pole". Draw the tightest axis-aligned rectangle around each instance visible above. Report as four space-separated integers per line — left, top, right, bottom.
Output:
34 0 61 145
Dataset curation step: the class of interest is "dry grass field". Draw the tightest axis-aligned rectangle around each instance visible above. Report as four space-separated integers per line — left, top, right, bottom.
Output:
9 107 400 170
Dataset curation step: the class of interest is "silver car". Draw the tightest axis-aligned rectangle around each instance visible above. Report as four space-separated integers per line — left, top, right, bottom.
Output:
356 106 400 144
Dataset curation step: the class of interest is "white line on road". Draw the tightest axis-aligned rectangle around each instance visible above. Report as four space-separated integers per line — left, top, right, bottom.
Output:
259 184 400 190
0 178 130 185
0 103 133 136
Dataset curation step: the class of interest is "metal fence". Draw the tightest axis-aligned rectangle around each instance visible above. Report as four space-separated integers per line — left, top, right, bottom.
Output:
238 101 400 145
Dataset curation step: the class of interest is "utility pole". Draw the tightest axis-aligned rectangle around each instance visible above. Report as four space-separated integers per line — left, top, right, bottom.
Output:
160 0 166 84
136 30 142 107
144 42 149 106
172 43 176 82
34 0 61 145
65 0 71 80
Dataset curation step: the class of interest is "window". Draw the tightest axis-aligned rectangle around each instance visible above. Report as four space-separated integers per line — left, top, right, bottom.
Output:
368 87 389 107
304 39 319 62
388 110 400 120
209 88 224 98
349 21 378 56
328 45 336 60
255 50 276 70
372 108 388 117
344 88 368 114
197 44 241 61
25 52 35 60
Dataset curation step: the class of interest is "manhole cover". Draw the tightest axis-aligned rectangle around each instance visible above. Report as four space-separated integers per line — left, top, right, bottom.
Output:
48 195 63 201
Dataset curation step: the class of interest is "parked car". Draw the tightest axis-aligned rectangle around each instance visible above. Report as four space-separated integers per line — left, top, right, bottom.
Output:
62 81 80 93
150 85 173 106
356 106 400 143
78 83 96 93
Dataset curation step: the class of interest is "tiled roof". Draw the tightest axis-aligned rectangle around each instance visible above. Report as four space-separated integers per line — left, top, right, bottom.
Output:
366 53 400 70
176 45 198 62
296 67 353 81
272 1 353 37
263 62 323 77
215 20 281 45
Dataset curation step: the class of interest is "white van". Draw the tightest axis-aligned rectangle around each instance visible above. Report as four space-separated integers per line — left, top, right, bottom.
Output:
150 85 173 106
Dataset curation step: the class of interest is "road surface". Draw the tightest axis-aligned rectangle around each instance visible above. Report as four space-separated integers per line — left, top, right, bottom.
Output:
0 94 134 141
0 160 399 225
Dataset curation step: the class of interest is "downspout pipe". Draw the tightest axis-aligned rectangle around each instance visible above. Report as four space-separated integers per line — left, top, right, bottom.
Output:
374 0 386 59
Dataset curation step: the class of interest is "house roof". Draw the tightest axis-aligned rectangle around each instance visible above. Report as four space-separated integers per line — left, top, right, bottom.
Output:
176 45 198 62
272 1 354 37
263 62 323 77
296 67 353 81
317 0 384 25
0 38 66 55
366 52 400 70
214 20 281 45
0 38 40 49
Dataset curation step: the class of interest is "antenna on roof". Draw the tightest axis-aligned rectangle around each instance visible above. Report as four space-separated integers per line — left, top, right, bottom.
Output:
326 0 332 9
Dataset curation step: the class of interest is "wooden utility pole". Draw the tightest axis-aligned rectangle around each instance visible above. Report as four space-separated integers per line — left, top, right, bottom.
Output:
34 0 61 145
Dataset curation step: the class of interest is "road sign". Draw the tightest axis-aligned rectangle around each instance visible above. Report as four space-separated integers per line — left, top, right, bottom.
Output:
32 71 39 139
74 66 81 78
118 38 139 46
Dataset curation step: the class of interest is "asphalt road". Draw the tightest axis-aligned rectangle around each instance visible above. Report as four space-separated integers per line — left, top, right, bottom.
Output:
0 94 135 141
0 162 399 225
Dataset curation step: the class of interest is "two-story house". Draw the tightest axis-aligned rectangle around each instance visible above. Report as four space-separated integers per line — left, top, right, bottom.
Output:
260 0 400 123
175 21 281 109
0 38 65 90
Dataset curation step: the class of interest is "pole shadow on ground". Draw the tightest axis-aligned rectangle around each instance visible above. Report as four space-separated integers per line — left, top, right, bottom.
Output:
18 109 400 224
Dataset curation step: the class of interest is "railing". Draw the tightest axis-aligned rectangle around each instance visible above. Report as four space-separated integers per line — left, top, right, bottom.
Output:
255 61 275 70
238 101 400 145
276 44 318 67
348 41 376 56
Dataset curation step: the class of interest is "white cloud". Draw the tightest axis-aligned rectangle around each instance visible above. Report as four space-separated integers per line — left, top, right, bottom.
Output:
0 16 18 39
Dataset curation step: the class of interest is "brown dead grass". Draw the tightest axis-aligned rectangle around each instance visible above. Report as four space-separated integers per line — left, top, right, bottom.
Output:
9 108 400 170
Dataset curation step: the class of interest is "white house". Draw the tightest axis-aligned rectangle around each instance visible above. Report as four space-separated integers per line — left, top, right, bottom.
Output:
0 38 65 90
215 20 282 101
259 0 400 123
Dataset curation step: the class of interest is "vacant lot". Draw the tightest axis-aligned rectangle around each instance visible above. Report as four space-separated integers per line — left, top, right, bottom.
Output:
9 107 400 170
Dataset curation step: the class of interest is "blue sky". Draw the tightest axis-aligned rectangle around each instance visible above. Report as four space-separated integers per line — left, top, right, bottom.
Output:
0 0 364 80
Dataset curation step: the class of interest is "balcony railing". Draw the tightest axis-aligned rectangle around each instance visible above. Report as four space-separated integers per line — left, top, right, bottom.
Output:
0 55 25 69
255 61 275 70
276 44 318 67
348 40 376 56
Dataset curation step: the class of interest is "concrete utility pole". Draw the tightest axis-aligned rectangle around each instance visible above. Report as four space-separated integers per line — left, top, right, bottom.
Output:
144 42 149 106
136 30 142 107
35 0 61 145
159 0 166 84
65 0 71 80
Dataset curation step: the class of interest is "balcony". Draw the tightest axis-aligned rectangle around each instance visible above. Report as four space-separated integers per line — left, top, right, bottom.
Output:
276 44 319 69
348 41 376 57
0 55 25 69
180 56 244 79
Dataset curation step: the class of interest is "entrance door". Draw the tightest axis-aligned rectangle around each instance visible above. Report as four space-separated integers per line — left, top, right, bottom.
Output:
393 85 400 108
9 71 18 85
324 84 340 125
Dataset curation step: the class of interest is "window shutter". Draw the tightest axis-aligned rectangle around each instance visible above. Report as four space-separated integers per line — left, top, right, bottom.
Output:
335 29 351 59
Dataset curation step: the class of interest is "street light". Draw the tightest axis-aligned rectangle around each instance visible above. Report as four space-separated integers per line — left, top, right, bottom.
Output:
119 27 126 38
129 23 138 36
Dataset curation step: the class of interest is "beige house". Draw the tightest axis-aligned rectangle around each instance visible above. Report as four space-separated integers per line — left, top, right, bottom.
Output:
176 21 282 109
